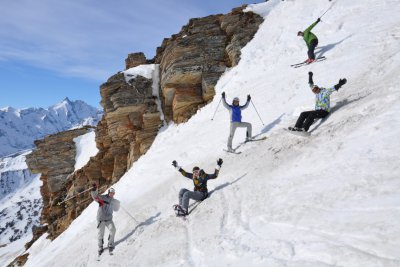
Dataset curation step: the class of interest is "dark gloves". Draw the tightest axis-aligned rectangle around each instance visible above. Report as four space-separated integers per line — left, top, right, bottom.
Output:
92 182 97 191
172 160 178 167
308 72 314 84
334 78 347 90
247 95 251 101
317 18 321 23
217 158 223 167
222 92 226 98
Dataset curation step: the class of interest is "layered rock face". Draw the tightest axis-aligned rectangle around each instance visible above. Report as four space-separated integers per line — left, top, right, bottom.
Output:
155 6 263 122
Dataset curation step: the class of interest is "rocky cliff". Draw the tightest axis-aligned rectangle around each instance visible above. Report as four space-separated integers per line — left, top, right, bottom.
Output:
16 5 262 264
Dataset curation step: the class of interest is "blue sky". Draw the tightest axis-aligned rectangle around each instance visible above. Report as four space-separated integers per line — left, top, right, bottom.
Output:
0 0 263 109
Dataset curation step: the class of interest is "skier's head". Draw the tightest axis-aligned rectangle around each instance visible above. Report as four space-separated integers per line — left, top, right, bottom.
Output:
232 97 240 106
312 85 321 94
192 166 200 178
108 187 115 197
297 31 304 37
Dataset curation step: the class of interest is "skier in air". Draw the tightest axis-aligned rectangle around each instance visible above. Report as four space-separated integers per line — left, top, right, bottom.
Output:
91 183 120 256
289 71 347 132
222 92 253 152
172 158 223 216
297 18 321 64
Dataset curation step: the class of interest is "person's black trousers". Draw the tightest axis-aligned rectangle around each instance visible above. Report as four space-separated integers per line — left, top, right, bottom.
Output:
308 39 319 60
295 110 329 131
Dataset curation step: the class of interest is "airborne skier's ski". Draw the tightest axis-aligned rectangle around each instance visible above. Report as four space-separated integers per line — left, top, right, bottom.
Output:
291 56 326 68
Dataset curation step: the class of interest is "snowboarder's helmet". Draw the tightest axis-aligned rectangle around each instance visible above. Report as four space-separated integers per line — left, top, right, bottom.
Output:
108 188 115 194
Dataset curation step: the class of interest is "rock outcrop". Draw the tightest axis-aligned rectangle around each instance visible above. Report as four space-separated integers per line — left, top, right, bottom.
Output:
25 127 92 240
155 6 263 122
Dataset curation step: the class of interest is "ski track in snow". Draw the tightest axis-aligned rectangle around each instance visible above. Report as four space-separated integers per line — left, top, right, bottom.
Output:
20 0 400 266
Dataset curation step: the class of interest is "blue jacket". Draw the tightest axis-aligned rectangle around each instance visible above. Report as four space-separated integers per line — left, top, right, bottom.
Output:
222 98 250 122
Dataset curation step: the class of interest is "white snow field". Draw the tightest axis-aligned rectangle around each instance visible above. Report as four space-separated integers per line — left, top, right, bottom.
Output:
24 0 400 266
74 131 99 171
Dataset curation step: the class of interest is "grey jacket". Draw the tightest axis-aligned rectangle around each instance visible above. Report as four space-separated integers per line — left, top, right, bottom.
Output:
91 190 120 222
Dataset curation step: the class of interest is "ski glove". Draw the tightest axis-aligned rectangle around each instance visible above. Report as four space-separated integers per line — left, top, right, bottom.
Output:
222 92 226 98
317 18 321 23
334 78 347 90
247 95 251 101
308 72 314 84
172 160 178 167
217 158 223 166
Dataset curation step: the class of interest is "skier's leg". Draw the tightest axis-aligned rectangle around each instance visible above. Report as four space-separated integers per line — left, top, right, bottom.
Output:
179 188 189 206
98 221 106 250
295 111 313 128
227 122 238 150
182 191 205 211
308 39 318 60
106 221 116 248
303 110 328 131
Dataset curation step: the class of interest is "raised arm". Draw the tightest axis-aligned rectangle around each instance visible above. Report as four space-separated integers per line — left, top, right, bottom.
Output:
90 183 108 206
172 160 193 179
206 158 223 180
240 95 251 110
221 92 231 109
304 19 320 35
308 72 315 88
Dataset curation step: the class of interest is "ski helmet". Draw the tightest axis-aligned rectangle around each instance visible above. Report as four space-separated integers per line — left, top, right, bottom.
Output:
108 188 115 194
233 97 239 102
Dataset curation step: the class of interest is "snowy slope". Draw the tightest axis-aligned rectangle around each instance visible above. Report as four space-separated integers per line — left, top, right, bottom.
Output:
0 151 42 267
0 97 102 157
24 1 400 266
73 131 98 171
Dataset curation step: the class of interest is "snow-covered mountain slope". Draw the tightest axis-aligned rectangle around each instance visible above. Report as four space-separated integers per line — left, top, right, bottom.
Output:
0 97 102 157
24 1 400 266
0 151 42 266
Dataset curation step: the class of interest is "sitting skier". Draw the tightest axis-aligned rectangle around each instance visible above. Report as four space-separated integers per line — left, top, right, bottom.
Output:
222 92 253 152
297 18 321 63
91 183 120 256
172 158 223 216
289 71 347 132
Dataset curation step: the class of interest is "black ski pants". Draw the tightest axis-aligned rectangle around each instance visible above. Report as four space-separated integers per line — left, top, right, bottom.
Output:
295 110 329 131
308 39 318 60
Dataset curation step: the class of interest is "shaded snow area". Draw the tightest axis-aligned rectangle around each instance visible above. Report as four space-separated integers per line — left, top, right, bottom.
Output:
0 98 102 157
0 152 42 267
24 0 400 266
74 131 99 171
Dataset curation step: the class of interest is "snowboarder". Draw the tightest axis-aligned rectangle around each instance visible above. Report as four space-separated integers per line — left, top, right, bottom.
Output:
298 18 321 64
172 158 223 216
289 71 347 132
91 183 120 255
222 92 253 152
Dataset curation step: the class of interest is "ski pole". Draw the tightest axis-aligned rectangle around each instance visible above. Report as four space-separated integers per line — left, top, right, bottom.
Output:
120 205 138 223
57 185 106 205
319 0 338 19
211 97 222 121
251 100 265 125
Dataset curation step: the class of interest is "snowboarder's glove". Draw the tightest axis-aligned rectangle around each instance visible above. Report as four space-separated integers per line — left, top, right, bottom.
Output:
92 183 97 191
317 18 321 23
308 72 314 84
217 158 223 166
247 95 251 101
222 92 226 98
334 78 347 90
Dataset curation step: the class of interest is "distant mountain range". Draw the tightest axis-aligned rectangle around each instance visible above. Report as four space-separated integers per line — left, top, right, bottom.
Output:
0 97 102 157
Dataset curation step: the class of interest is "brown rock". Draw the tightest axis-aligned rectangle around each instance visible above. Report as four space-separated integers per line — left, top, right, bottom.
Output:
125 52 147 69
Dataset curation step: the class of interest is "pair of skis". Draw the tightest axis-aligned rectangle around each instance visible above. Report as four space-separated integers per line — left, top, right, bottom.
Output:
224 136 268 154
291 56 326 68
